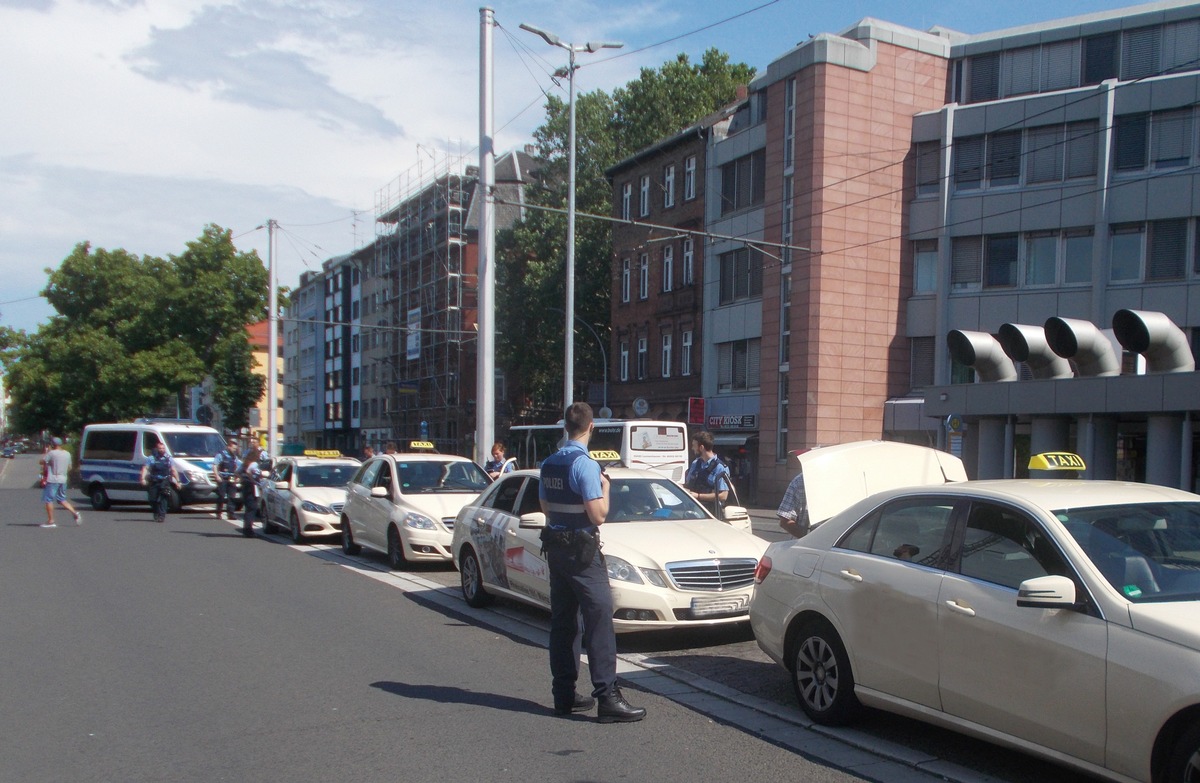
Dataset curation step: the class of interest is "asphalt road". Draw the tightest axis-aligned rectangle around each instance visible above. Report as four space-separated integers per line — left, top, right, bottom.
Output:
0 453 886 783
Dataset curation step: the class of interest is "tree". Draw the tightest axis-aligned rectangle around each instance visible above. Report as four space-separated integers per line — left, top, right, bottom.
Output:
5 225 269 436
209 336 265 432
496 50 755 418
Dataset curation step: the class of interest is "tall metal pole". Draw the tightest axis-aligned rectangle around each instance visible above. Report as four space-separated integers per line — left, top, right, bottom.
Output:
564 46 577 410
267 218 278 457
476 7 496 464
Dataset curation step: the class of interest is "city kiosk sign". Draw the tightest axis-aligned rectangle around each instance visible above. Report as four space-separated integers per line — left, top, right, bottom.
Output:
707 414 757 430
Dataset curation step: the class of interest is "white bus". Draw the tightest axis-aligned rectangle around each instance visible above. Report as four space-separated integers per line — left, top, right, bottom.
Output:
508 419 690 482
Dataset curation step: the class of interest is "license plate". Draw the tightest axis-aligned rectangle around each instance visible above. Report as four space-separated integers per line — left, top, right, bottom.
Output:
689 593 749 617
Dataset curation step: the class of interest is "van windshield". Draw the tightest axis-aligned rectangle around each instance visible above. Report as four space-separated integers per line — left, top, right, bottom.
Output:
164 432 225 457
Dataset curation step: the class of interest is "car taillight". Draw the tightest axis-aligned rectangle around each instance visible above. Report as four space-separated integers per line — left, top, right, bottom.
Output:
754 555 772 584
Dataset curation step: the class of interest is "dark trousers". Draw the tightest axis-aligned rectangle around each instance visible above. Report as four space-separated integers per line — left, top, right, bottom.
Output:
215 478 237 515
546 545 617 703
241 482 258 532
147 481 171 520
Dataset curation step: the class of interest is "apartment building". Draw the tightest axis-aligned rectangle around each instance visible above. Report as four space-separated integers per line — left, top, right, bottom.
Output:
283 270 324 449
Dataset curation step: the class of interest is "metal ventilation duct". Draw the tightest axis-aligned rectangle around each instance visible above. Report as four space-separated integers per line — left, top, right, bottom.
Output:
1044 317 1121 377
946 330 1017 382
1112 309 1196 373
997 323 1074 379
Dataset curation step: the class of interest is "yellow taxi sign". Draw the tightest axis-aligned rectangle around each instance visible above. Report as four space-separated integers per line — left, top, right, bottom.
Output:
589 449 622 462
303 449 343 459
406 440 438 452
1028 452 1086 471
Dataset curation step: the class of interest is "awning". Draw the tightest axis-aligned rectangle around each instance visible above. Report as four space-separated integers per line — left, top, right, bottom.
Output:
713 434 749 446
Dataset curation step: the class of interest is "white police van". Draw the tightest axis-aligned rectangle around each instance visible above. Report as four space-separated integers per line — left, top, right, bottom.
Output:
79 420 225 511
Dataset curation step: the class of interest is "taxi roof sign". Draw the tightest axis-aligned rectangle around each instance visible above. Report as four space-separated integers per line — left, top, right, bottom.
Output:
303 449 344 459
589 449 622 463
1028 452 1086 471
405 440 438 453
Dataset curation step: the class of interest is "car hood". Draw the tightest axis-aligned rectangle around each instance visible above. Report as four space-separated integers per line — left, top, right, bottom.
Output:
294 486 348 507
1128 602 1200 651
398 492 481 520
798 440 968 526
598 518 767 568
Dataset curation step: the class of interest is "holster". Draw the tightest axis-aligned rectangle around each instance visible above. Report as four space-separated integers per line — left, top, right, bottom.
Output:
540 527 601 566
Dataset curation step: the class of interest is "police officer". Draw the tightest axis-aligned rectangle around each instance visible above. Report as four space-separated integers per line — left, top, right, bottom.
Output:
140 440 180 524
684 430 731 517
239 446 264 538
539 402 645 723
213 438 241 520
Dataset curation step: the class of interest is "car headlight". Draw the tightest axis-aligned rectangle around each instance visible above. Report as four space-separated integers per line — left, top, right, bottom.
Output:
185 469 208 484
403 512 438 530
640 569 668 588
605 555 645 584
300 500 333 515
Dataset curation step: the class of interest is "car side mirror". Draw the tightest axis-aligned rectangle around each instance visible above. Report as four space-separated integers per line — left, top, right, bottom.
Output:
518 511 547 529
1016 574 1076 608
370 486 389 499
721 504 752 533
274 481 288 490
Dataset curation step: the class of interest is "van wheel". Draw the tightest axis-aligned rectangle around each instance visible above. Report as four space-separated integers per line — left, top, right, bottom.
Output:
164 487 181 513
89 485 111 511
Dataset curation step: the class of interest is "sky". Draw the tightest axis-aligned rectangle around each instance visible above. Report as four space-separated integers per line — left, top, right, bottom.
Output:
0 0 1147 334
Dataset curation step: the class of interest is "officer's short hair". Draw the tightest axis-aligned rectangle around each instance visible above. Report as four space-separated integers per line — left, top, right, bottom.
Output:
691 430 715 451
563 402 594 438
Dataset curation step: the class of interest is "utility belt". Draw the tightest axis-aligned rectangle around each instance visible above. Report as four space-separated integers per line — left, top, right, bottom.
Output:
539 526 601 566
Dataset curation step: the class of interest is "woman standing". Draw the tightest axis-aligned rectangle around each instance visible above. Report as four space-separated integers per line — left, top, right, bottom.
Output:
239 446 264 538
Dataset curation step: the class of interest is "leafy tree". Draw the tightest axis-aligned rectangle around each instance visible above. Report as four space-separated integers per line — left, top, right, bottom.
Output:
209 336 265 432
5 225 269 436
497 49 754 418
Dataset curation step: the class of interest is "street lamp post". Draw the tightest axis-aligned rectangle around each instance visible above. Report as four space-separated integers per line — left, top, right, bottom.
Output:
519 23 622 410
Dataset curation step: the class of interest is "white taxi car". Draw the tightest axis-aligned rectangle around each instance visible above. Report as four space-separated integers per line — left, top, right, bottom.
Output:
451 466 768 633
261 453 360 543
340 450 491 568
751 450 1200 783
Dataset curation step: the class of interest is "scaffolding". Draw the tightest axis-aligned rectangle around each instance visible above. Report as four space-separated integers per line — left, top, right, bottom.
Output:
374 148 479 454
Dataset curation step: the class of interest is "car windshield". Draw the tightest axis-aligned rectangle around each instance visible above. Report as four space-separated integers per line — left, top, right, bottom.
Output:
607 478 710 522
397 460 490 493
164 432 225 457
295 465 356 488
1058 501 1200 602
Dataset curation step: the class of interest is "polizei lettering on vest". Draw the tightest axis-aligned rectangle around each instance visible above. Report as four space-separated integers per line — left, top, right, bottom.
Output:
544 477 565 490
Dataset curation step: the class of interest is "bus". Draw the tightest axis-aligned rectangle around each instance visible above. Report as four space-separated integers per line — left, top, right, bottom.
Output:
508 419 690 481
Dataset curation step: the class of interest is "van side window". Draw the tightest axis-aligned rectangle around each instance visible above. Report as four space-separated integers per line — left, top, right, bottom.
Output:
82 430 137 461
142 432 162 457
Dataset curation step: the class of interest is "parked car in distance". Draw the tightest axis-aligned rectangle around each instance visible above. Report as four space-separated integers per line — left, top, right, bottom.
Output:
751 472 1200 783
340 452 491 568
452 466 768 633
2 447 14 459
261 453 360 543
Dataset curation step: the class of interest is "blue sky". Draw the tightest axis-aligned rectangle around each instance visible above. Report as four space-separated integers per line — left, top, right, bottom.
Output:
0 0 1146 333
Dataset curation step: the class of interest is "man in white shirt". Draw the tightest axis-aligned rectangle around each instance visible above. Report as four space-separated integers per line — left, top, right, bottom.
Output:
41 437 81 528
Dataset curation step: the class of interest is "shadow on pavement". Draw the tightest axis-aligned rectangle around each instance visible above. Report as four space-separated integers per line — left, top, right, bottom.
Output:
370 681 548 717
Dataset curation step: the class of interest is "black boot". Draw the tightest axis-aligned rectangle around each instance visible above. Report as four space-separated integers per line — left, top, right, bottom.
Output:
597 685 645 723
553 692 596 716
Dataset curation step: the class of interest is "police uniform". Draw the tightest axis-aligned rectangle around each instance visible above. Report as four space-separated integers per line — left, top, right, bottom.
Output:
685 454 731 516
539 440 617 714
240 457 263 537
144 451 174 523
214 447 240 518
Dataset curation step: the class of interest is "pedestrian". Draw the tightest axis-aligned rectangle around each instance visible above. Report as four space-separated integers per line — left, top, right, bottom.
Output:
539 402 645 723
363 445 375 460
140 440 179 524
239 446 264 538
483 441 514 480
684 430 731 517
41 437 81 528
214 438 241 521
777 466 810 538
384 441 398 455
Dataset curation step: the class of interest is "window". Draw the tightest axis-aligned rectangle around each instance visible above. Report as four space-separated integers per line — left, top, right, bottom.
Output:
663 165 675 208
681 330 693 376
720 149 766 214
661 333 672 378
1003 46 1039 96
840 498 955 569
717 338 761 393
639 175 651 217
910 337 935 388
985 234 1018 288
636 337 648 380
953 136 984 190
779 270 792 362
968 53 1000 102
1066 121 1099 178
1026 126 1063 183
619 341 629 382
351 366 360 385
1110 224 1145 281
784 77 796 169
914 240 938 293
1042 40 1081 90
683 155 697 200
776 375 789 462
1025 233 1058 286
682 239 695 285
718 247 763 305
1114 114 1149 171
916 141 940 196
638 254 649 300
951 236 982 290
1083 32 1119 85
1163 19 1200 74
621 259 631 303
621 183 632 221
1153 109 1193 169
1064 231 1093 284
1122 25 1161 81
1148 219 1188 281
662 245 674 292
959 503 1069 590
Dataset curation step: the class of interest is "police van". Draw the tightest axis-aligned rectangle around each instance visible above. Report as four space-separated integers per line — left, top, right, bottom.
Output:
79 420 226 511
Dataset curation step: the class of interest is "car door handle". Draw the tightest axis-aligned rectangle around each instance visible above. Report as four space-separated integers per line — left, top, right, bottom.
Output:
944 600 976 617
838 569 863 583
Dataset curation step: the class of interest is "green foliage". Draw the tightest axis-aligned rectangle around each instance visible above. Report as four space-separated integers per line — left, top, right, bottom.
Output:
497 49 754 417
209 336 265 432
5 225 269 436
